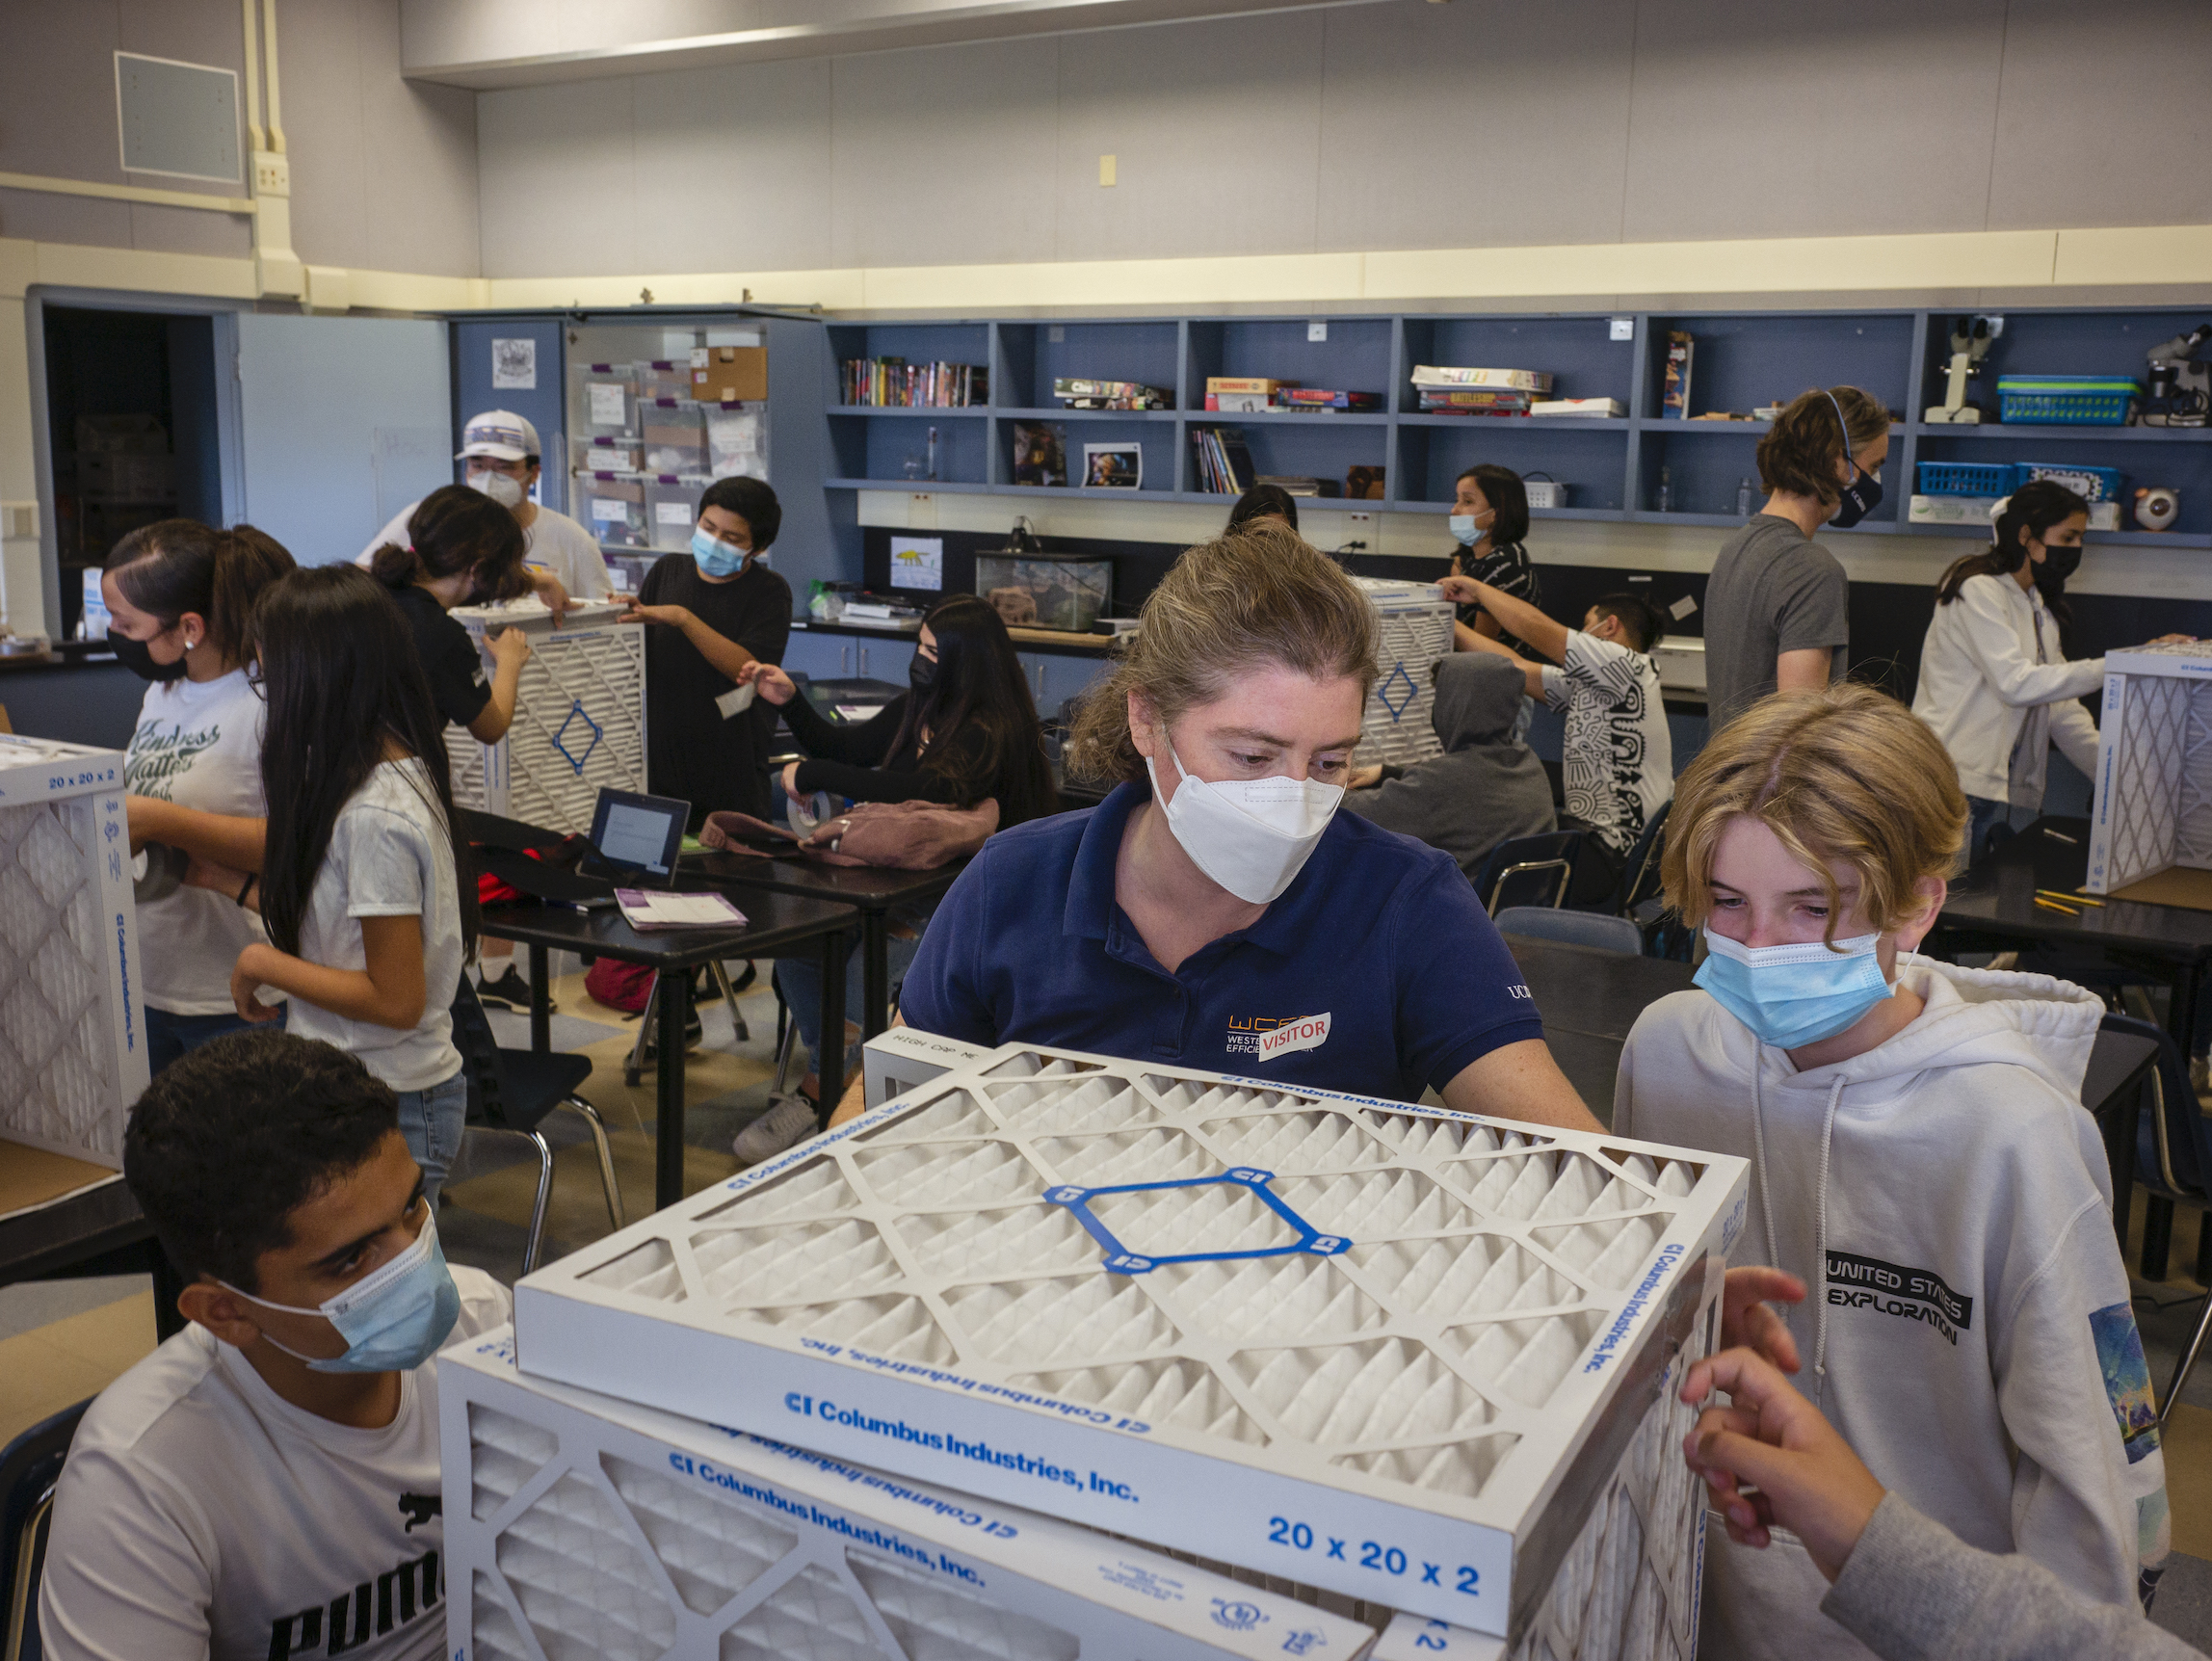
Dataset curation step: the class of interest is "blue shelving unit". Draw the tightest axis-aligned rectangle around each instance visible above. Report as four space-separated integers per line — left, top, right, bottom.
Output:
815 307 2212 549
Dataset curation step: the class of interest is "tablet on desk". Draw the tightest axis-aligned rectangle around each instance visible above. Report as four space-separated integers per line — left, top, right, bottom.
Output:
578 788 691 889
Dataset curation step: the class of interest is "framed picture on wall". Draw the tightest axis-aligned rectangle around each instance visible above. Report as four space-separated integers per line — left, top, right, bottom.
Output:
1082 442 1142 489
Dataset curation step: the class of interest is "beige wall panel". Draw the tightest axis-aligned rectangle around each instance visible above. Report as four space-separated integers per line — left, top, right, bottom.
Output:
1316 0 1636 252
829 37 1061 269
128 203 253 259
1620 0 2009 244
478 76 637 277
631 58 833 275
357 0 482 277
283 0 374 269
1051 13 1325 262
1987 0 2212 230
0 3 125 183
0 192 134 250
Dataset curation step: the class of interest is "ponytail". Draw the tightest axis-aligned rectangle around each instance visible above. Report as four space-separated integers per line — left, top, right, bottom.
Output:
105 518 295 665
1934 479 2090 606
367 541 422 586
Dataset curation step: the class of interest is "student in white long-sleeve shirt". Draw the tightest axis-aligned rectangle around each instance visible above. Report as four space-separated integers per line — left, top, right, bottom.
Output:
1912 481 2193 864
40 1032 509 1661
1616 683 2168 1661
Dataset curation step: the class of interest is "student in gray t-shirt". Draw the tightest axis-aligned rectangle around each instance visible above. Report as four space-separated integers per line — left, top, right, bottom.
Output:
1703 386 1890 729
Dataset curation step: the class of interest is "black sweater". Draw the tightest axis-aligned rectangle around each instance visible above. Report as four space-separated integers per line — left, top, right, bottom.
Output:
784 692 994 808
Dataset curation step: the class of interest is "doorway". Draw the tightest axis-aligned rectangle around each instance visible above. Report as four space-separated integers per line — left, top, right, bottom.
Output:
40 306 224 638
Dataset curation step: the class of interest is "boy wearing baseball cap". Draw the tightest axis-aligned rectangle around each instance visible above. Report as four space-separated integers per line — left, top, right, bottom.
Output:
358 409 613 611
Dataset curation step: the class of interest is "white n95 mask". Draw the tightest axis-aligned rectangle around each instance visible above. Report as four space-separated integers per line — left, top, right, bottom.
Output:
468 469 525 509
1145 739 1342 905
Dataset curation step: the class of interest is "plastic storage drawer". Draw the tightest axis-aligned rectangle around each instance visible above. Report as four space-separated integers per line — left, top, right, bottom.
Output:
1996 377 2139 425
640 406 706 475
573 363 638 437
0 736 148 1167
573 435 641 475
581 477 649 550
645 478 703 552
635 359 692 404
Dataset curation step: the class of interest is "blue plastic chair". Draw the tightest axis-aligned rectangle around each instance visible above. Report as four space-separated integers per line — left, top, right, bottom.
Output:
2108 1011 2212 1424
2 1398 90 1661
1493 906 1646 957
1473 830 1582 914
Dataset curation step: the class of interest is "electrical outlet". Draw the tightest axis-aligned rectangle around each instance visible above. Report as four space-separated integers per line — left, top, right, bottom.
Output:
1048 325 1065 344
1609 317 1634 341
1098 154 1116 187
251 151 289 197
1347 511 1374 527
1307 320 1329 343
1 501 38 540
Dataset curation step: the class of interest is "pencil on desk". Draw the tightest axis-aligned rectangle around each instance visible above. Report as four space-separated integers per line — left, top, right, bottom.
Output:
2034 896 2081 915
2040 888 2104 907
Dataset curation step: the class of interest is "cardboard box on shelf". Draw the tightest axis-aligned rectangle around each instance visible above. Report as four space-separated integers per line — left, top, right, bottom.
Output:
693 345 769 404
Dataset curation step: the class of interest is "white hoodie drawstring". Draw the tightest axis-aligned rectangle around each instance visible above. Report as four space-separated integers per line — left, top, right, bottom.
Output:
1811 1074 1845 1411
1750 1058 1850 1412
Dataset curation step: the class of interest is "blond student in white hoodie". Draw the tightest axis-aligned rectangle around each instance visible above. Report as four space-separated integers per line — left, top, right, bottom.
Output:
1910 481 2193 864
1616 683 2168 1661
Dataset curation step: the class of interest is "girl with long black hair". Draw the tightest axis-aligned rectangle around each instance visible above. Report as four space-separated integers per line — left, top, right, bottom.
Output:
728 593 1056 1160
110 520 296 1071
198 565 477 1202
1913 480 2194 864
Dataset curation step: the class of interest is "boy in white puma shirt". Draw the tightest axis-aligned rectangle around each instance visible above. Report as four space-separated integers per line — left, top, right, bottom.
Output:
1616 683 2167 1661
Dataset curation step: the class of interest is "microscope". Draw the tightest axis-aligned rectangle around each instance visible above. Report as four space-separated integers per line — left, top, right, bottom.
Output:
2143 324 2211 427
1924 315 2002 424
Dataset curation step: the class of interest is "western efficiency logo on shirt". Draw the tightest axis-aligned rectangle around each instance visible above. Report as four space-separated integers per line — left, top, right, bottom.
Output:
1225 1014 1331 1060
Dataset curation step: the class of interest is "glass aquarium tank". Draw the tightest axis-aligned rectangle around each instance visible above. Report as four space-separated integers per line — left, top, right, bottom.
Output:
972 550 1113 633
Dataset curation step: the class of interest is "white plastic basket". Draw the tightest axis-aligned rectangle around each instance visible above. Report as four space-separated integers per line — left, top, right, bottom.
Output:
443 1326 1380 1661
2086 641 2212 896
514 1041 1747 1642
1354 580 1457 769
0 736 148 1166
445 601 648 836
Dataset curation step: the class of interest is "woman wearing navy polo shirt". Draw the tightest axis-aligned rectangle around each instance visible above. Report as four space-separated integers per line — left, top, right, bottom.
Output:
883 528 1600 1131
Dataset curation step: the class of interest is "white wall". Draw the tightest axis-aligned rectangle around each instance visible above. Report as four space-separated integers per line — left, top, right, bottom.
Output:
474 0 2212 281
0 0 479 277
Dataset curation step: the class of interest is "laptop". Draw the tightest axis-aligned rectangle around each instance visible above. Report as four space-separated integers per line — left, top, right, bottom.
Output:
577 787 691 889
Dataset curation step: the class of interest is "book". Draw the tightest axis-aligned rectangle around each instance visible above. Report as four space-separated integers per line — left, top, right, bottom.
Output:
1053 378 1172 409
1417 389 1536 415
1280 389 1383 410
1206 377 1295 395
1190 426 1255 494
1661 333 1694 420
616 890 749 931
1530 398 1627 417
840 358 988 408
1255 474 1340 497
1409 365 1554 393
1012 422 1066 488
1207 391 1275 412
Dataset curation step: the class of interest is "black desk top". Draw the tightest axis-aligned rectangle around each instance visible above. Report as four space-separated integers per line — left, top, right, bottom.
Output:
480 890 857 966
684 848 969 911
1941 817 2212 959
0 1172 145 1286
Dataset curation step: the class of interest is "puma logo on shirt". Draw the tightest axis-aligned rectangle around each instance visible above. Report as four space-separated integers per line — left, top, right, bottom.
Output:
397 1491 440 1533
267 1547 439 1658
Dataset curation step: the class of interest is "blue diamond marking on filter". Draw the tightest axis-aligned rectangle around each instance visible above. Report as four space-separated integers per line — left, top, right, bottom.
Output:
1045 1167 1354 1276
552 700 604 776
1376 661 1419 722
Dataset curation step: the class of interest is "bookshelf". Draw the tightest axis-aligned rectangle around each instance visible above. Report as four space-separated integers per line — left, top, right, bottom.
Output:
817 306 2212 550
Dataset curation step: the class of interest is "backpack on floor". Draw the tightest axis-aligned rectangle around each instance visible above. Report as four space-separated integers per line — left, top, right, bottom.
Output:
585 957 655 1015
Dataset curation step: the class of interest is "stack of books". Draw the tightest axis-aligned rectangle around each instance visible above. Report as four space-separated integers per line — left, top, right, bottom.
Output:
1052 378 1172 409
1280 388 1383 412
1409 364 1554 416
1204 377 1292 411
1531 397 1627 417
839 357 988 408
1191 427 1256 493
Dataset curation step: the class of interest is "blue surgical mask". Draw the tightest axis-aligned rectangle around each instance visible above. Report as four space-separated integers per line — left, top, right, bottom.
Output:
225 1213 462 1374
692 526 748 577
1694 928 1894 1049
1448 511 1489 546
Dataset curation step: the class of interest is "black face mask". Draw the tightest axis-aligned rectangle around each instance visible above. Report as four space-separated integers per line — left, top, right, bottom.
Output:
1830 461 1883 530
111 630 189 682
908 653 937 693
2037 542 2083 586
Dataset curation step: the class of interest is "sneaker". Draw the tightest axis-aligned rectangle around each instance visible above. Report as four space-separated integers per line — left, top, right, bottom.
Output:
477 964 554 1013
733 1094 820 1166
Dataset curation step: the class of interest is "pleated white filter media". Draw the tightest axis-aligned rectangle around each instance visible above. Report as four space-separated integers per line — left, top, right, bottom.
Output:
2087 639 2212 894
443 1327 1380 1661
445 601 647 835
514 1043 1747 1643
0 737 147 1166
1354 579 1457 769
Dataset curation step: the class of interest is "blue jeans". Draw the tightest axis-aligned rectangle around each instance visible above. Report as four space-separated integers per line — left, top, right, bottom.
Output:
1964 794 2011 871
776 930 923 1083
145 1006 269 1076
394 1071 468 1207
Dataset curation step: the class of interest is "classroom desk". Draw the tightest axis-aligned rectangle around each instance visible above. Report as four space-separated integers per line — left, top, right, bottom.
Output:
681 849 968 1040
1936 815 2212 1051
481 893 858 1210
0 1176 185 1340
